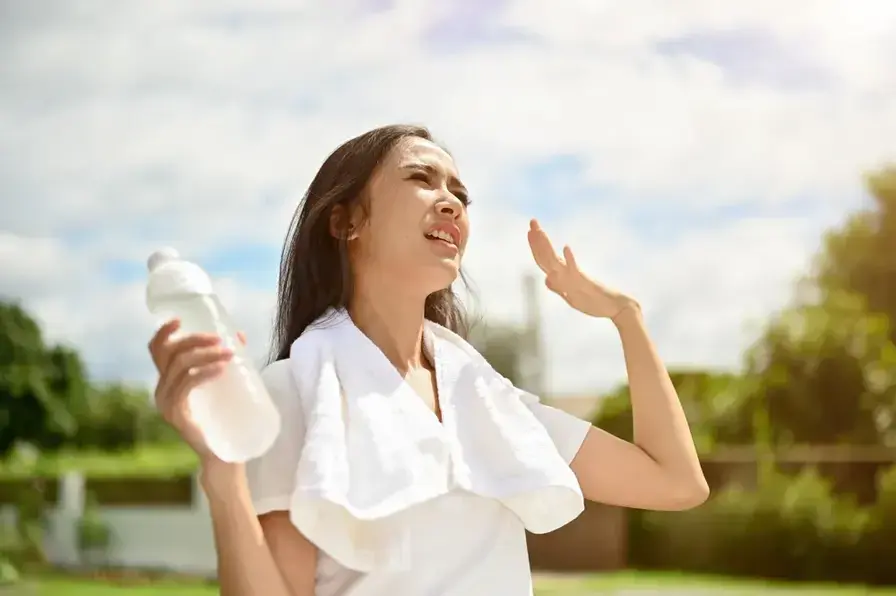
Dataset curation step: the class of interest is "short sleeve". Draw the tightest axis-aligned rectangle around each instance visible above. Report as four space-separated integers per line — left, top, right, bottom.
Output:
518 389 592 464
244 359 306 515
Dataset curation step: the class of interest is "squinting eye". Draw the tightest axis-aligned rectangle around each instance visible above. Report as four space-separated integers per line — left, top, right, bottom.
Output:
409 172 430 183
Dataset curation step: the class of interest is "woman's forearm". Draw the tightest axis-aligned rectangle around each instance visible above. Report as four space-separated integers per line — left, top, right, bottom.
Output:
614 305 709 499
200 461 294 596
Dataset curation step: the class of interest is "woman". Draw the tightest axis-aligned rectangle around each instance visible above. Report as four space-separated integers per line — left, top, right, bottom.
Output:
148 124 708 596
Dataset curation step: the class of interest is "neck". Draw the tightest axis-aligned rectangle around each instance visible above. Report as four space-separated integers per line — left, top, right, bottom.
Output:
348 276 428 375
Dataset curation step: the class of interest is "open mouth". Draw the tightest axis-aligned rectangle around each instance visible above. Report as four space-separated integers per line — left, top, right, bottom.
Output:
424 229 457 246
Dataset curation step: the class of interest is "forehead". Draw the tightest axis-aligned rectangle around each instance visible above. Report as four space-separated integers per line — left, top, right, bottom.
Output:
384 136 458 176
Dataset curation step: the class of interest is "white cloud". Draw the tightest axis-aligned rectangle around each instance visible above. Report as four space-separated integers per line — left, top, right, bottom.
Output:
1 1 894 395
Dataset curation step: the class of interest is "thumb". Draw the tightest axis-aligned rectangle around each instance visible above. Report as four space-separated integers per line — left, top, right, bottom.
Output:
544 277 572 304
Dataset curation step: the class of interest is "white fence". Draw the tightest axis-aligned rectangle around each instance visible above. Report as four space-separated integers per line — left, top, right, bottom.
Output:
0 472 218 577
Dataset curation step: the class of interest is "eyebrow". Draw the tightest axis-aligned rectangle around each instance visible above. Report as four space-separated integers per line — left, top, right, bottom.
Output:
401 162 468 195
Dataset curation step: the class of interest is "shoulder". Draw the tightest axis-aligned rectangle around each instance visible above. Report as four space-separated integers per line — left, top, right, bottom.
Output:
261 358 293 390
260 359 303 412
288 318 339 364
260 321 337 404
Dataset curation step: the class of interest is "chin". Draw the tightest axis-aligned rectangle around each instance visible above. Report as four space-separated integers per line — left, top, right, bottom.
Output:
421 260 460 294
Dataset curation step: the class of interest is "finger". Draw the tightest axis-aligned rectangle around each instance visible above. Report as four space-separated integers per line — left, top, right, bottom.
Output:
544 275 561 294
237 331 247 345
148 319 181 364
528 226 563 274
163 362 228 416
155 333 223 373
155 347 231 411
173 362 228 402
155 344 231 405
562 246 580 272
166 345 233 389
544 276 572 305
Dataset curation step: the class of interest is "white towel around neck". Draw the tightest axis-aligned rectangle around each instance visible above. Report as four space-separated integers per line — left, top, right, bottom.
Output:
284 309 584 572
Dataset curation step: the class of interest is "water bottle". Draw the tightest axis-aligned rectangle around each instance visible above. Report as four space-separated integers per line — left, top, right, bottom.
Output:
145 248 281 463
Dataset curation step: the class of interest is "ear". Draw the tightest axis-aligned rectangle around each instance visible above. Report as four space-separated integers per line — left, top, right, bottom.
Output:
329 205 362 240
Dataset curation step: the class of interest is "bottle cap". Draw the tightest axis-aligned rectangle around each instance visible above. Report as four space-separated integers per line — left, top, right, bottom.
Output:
145 248 214 310
147 248 181 273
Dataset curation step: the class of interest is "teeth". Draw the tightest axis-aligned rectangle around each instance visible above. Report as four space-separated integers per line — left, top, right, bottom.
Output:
426 230 456 245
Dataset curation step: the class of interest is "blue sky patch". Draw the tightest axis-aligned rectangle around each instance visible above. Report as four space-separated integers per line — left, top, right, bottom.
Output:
656 27 832 91
201 242 281 287
504 154 616 223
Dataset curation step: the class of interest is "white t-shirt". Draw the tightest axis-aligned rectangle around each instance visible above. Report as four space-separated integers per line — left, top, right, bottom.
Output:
245 317 592 596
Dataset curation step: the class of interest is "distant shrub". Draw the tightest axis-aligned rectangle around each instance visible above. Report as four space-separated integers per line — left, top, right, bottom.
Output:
632 467 876 584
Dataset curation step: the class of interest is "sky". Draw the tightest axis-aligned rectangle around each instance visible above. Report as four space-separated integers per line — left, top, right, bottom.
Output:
1 1 895 396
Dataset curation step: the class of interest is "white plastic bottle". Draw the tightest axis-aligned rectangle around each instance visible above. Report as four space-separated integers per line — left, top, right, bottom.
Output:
145 248 281 463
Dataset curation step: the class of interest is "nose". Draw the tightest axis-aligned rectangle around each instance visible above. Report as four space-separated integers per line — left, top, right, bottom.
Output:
435 194 463 219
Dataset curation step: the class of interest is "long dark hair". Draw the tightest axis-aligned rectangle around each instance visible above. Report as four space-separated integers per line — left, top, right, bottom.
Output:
270 124 471 362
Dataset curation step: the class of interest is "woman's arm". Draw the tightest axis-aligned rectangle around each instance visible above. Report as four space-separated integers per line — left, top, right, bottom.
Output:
202 461 317 596
569 305 709 510
146 324 316 593
526 219 708 510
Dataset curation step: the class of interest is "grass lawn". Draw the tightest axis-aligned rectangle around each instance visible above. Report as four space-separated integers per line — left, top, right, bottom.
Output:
18 572 896 595
12 577 215 596
535 572 896 594
0 444 198 479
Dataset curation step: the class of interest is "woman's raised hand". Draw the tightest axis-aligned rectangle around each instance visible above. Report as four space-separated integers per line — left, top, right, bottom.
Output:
527 218 637 320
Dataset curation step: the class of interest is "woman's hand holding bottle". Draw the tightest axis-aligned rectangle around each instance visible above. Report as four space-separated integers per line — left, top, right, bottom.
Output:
148 319 245 464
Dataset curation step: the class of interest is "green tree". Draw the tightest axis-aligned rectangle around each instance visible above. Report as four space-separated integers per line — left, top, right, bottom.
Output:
816 167 896 339
742 291 896 446
74 382 173 450
0 301 78 455
0 299 167 454
739 166 896 447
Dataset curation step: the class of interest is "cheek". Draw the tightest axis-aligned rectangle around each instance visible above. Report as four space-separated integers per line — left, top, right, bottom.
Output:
382 195 427 239
364 213 420 258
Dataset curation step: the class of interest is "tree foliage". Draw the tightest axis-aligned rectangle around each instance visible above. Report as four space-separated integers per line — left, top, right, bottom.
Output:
816 167 896 339
0 301 78 454
0 300 162 457
742 291 896 446
741 166 896 446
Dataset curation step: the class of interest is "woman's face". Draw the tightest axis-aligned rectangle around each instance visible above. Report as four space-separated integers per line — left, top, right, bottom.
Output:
350 136 470 295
